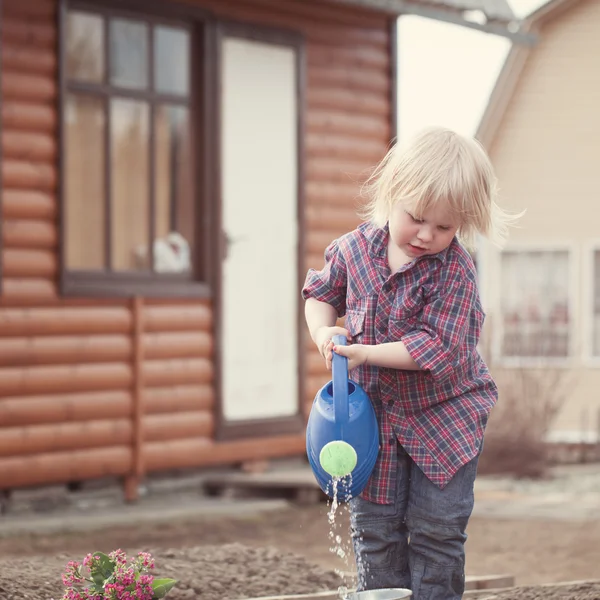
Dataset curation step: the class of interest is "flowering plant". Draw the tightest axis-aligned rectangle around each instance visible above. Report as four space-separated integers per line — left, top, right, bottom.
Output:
61 549 177 600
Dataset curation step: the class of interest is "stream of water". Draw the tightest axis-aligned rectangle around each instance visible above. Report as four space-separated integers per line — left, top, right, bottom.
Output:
326 476 369 599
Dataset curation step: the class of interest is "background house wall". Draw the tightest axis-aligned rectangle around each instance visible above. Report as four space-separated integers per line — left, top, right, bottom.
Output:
0 0 394 495
478 0 600 441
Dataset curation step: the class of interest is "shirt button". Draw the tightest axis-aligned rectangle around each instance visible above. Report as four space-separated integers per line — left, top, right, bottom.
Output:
388 438 395 445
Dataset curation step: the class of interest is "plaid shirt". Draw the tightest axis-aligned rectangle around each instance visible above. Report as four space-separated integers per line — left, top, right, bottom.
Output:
302 222 498 504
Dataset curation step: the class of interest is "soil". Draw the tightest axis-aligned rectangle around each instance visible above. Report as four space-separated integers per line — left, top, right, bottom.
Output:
477 582 600 599
0 544 343 600
1 503 600 600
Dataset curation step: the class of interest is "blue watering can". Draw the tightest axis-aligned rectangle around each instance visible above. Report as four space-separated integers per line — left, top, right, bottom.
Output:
306 335 380 502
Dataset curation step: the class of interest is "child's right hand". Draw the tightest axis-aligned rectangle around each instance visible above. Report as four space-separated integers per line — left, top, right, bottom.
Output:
314 326 351 371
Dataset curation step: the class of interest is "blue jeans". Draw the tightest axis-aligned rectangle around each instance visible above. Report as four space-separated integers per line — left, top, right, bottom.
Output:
349 445 479 600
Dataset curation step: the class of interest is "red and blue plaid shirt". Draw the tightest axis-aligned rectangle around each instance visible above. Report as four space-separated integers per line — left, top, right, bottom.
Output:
302 222 498 504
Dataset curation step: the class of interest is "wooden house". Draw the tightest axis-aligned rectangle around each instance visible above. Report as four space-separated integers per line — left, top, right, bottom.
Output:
0 0 522 500
476 0 600 444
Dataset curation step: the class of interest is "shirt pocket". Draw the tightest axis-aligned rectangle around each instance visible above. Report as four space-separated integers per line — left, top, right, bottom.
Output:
388 286 424 339
344 309 366 342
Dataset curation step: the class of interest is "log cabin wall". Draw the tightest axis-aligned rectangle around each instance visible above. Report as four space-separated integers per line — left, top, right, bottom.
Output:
0 0 394 496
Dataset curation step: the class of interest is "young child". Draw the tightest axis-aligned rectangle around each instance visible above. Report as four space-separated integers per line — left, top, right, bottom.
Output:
302 126 521 600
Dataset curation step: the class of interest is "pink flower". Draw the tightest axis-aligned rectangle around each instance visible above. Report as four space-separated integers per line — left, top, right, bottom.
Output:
109 549 127 566
134 552 155 571
104 582 128 600
135 573 154 600
82 554 95 568
114 566 136 588
61 549 170 600
62 561 83 586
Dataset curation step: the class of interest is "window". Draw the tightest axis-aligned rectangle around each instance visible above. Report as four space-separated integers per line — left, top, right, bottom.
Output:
62 5 205 296
593 248 600 359
499 249 571 360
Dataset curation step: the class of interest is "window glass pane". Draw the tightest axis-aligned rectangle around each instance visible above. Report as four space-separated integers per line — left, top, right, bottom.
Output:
109 18 148 89
110 99 150 270
500 250 569 358
154 26 190 96
594 250 600 357
154 105 193 273
66 11 104 83
65 95 106 269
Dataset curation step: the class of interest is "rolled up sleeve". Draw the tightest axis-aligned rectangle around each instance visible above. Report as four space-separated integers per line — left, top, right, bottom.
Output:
401 280 480 382
301 238 347 317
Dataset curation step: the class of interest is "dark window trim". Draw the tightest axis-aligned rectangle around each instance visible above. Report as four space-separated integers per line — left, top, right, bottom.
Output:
63 270 211 298
58 0 215 298
212 19 307 442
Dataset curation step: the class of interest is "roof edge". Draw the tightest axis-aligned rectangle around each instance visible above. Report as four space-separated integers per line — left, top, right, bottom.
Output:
325 0 537 43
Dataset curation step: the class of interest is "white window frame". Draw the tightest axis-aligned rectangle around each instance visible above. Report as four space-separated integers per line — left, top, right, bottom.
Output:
491 242 578 368
583 240 600 367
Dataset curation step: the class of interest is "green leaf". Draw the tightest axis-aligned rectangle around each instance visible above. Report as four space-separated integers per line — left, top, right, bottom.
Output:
91 552 116 579
91 572 106 589
151 578 177 599
89 579 105 594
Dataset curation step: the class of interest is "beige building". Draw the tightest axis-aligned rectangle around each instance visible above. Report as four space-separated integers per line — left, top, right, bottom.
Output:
476 0 600 442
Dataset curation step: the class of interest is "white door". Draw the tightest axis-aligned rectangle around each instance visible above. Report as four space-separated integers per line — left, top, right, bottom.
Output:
220 33 299 423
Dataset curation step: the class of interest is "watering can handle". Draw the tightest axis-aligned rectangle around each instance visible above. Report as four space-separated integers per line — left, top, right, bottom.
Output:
332 334 349 426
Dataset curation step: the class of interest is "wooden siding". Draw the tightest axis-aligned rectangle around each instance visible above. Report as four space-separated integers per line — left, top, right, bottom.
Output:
0 0 393 493
479 0 600 438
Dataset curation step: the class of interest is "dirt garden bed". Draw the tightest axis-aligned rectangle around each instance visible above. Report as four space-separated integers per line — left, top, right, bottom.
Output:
1 542 600 600
468 581 600 599
1 475 600 600
0 543 343 600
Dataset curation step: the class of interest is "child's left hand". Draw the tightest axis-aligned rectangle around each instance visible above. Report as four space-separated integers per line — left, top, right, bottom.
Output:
331 343 369 371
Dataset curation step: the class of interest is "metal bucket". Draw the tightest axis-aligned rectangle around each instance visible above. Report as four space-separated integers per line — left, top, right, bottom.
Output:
346 589 413 600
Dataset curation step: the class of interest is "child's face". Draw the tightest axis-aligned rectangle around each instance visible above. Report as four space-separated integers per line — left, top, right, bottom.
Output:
388 202 460 259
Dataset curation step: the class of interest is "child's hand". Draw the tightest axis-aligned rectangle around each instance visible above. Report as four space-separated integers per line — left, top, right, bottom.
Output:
332 343 369 371
314 326 351 369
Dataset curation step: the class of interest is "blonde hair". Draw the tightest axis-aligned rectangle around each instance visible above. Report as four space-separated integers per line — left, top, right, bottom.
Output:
360 126 523 249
